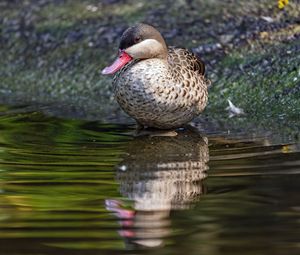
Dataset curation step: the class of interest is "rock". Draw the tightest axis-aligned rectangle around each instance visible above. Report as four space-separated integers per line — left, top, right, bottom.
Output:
219 34 234 44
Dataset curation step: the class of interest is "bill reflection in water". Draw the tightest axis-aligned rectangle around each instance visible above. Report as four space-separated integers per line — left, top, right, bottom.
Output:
106 128 209 248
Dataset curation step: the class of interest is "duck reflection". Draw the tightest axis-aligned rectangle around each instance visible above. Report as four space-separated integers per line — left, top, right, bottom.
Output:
106 128 209 248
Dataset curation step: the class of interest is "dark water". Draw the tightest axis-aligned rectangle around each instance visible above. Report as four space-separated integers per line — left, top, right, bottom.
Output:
0 105 299 255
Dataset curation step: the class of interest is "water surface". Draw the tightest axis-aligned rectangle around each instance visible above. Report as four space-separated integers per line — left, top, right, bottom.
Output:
0 105 299 255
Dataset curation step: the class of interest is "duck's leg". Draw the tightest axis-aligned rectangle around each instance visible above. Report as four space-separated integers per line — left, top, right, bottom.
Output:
136 122 144 132
134 122 146 136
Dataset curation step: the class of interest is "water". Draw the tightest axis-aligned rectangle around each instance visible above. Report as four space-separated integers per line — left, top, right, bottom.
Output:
0 104 299 255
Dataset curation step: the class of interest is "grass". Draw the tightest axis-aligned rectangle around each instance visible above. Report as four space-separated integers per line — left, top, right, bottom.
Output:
208 36 300 119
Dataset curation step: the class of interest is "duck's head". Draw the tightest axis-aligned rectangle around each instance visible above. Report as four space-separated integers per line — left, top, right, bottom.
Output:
102 23 168 75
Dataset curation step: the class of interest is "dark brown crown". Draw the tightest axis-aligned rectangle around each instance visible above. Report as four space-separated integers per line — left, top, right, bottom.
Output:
119 23 167 51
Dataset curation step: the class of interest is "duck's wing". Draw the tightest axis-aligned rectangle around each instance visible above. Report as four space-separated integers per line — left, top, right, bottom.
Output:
168 47 205 75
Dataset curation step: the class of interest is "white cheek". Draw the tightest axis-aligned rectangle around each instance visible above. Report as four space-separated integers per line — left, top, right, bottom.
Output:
126 39 162 58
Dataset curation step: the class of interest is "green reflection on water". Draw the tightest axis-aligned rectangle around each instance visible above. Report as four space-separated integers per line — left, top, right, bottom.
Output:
0 107 131 251
0 105 299 254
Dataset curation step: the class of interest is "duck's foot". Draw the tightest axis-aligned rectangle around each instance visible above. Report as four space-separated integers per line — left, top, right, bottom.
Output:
134 129 178 137
150 130 178 137
134 122 178 137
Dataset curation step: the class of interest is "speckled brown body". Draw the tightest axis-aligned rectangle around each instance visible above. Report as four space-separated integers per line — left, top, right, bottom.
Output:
113 47 209 129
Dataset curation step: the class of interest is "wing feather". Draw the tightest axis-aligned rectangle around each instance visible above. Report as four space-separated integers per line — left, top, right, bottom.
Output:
168 47 205 75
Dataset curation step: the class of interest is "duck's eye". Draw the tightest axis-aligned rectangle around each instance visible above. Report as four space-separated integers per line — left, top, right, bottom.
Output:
134 36 141 43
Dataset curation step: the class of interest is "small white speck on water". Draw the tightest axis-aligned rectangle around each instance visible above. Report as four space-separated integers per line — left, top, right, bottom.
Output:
119 165 127 171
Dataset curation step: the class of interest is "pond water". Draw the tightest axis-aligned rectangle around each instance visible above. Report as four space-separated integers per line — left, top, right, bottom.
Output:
0 104 299 255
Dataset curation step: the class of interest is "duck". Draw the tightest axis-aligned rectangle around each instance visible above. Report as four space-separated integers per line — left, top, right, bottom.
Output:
102 23 210 129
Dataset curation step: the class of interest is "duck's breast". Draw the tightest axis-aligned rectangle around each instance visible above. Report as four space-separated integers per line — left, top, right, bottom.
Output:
114 58 207 128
